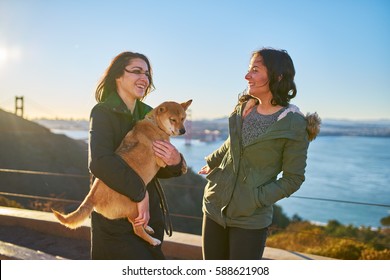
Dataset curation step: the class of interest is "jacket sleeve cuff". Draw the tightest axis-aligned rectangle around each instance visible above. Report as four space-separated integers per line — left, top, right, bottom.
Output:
130 189 146 203
167 153 187 175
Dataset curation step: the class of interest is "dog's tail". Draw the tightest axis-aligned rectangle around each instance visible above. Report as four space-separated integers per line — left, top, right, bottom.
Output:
52 194 94 229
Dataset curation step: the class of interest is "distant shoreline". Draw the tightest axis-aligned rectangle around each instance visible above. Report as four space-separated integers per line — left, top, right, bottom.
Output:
35 118 390 138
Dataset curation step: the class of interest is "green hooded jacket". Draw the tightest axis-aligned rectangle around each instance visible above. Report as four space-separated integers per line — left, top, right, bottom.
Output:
202 101 321 229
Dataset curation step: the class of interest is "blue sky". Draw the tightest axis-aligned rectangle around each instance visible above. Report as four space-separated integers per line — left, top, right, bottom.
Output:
0 0 389 120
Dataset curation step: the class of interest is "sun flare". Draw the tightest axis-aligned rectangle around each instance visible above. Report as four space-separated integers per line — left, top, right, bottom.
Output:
0 46 21 66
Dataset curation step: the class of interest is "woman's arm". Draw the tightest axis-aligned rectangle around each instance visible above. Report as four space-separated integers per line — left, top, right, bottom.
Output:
205 137 230 169
255 134 309 207
88 106 146 202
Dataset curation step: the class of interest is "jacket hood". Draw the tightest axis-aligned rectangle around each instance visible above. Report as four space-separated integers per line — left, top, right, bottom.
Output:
241 100 321 142
277 104 321 141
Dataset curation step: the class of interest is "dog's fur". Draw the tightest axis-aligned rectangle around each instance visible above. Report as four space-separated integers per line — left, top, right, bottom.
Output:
52 100 192 246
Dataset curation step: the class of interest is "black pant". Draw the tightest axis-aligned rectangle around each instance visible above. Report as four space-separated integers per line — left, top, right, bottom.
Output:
202 216 268 260
91 212 165 260
90 184 165 260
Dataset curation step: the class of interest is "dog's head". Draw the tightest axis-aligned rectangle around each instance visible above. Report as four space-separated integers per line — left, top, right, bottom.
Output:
153 100 192 136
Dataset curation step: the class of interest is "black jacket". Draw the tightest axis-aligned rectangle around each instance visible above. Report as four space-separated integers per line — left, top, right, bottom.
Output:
88 92 185 259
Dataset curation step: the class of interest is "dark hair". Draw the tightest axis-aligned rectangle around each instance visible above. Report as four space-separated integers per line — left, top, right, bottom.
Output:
238 47 297 107
95 51 155 102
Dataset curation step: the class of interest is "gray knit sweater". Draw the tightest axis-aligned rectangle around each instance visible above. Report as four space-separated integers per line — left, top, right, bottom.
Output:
242 106 286 147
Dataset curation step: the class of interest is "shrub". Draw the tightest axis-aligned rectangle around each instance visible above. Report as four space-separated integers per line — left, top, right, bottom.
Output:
0 196 24 208
361 248 390 260
266 221 390 260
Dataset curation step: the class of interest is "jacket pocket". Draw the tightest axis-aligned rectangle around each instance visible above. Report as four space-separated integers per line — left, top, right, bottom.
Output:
226 184 260 218
254 186 263 208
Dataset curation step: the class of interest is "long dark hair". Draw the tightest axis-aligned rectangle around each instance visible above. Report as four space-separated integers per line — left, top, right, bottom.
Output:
237 48 297 108
95 51 155 102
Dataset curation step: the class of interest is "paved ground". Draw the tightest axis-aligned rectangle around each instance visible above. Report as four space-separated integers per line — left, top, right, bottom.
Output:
0 225 90 259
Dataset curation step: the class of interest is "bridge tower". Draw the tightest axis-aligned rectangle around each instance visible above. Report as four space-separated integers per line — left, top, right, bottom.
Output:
15 96 24 118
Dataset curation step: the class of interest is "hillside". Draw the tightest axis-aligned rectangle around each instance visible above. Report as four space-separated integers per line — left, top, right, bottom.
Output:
0 109 90 204
0 109 206 234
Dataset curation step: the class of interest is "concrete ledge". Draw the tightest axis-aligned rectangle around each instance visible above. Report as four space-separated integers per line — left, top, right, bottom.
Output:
0 206 334 260
0 206 204 259
163 231 202 259
0 240 66 260
262 247 333 260
0 206 90 240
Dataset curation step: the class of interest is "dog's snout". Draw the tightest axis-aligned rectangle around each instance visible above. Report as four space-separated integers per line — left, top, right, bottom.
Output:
179 128 186 135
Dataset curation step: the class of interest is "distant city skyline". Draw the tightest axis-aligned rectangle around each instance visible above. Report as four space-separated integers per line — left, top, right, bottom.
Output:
1 0 389 120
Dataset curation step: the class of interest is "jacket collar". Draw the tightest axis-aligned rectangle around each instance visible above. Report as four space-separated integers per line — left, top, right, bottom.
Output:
102 92 133 115
232 101 321 142
101 92 152 121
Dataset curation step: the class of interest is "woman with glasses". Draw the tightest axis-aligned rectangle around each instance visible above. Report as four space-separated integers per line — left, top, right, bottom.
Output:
89 51 186 259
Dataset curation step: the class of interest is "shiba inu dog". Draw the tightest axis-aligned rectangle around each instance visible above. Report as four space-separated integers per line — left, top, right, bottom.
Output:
52 100 192 246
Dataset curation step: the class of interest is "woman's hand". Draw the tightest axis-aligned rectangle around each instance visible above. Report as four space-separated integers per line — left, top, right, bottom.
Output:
152 140 181 166
198 165 211 175
134 191 150 227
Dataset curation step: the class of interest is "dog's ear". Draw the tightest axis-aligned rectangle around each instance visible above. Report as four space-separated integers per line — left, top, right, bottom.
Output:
157 106 167 114
181 100 192 111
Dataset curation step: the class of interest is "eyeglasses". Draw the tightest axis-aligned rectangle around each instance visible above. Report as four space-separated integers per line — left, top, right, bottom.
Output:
124 68 151 80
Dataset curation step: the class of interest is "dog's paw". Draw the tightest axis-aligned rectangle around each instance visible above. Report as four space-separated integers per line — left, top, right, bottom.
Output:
156 157 166 168
150 237 161 246
144 225 155 235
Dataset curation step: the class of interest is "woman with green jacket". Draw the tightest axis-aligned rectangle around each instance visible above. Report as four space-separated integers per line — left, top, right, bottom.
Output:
199 48 321 260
